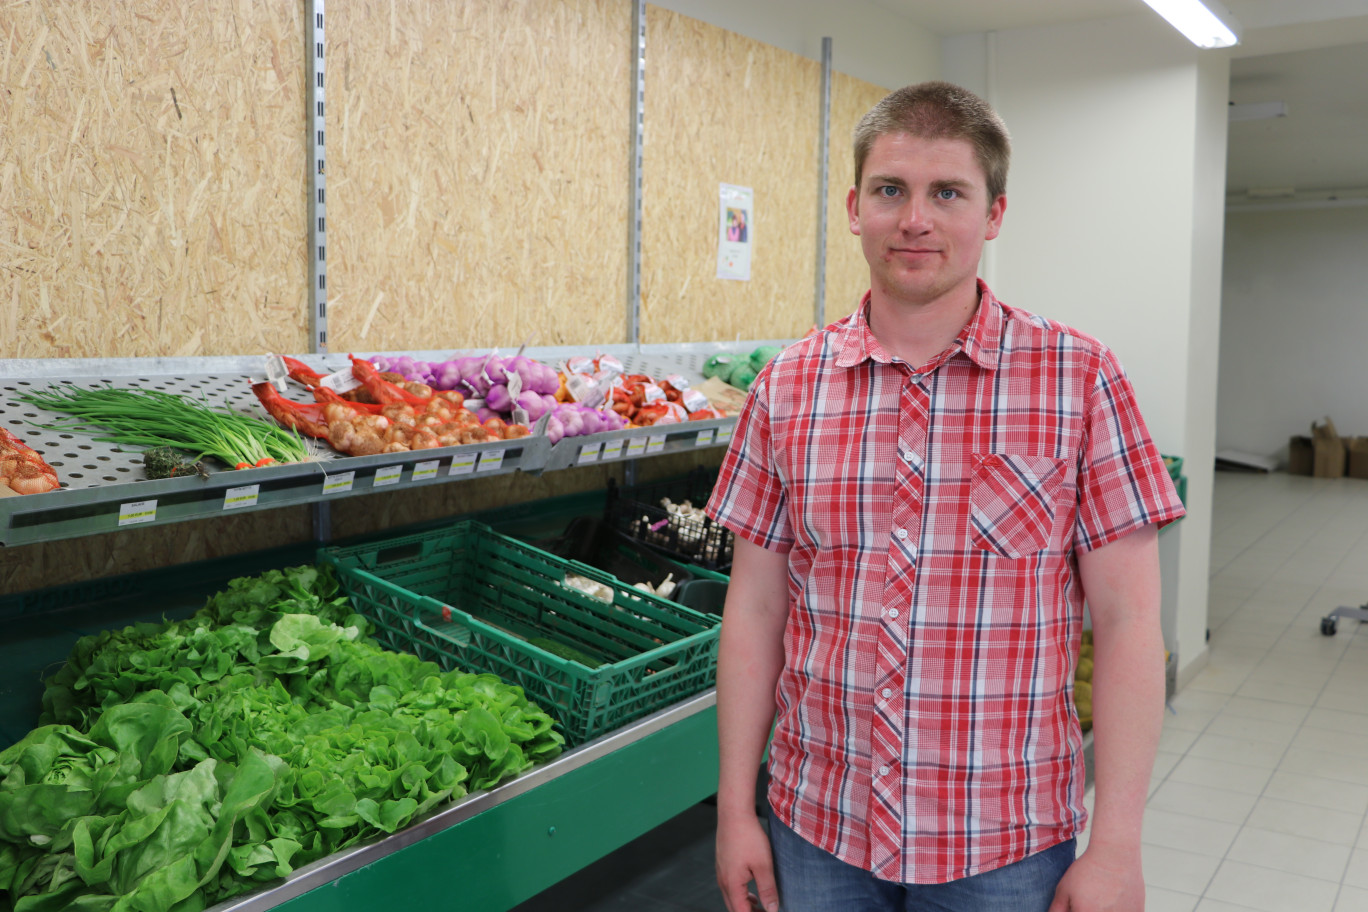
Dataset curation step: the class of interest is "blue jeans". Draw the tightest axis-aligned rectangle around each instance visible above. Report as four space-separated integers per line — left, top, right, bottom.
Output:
768 811 1075 912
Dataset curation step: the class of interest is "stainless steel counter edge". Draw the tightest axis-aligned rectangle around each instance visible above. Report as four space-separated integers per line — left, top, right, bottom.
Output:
204 688 718 912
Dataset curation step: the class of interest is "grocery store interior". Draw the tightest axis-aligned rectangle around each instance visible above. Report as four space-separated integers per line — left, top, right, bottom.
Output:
4 1 1368 911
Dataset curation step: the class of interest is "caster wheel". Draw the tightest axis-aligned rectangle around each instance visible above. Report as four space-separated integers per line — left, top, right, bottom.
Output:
1321 617 1338 636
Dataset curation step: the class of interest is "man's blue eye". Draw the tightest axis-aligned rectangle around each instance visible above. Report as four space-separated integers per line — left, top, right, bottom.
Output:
877 186 899 198
937 188 959 200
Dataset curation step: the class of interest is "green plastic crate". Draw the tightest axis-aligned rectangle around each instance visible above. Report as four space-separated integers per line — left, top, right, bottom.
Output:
318 521 721 746
1162 454 1183 482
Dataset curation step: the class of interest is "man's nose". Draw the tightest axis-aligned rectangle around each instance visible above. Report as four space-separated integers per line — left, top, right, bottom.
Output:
898 197 932 232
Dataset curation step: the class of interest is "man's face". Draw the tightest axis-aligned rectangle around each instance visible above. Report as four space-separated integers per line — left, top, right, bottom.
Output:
847 132 1005 310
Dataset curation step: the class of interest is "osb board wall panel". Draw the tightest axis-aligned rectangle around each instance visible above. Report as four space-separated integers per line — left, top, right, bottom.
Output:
330 449 724 540
331 464 623 540
0 2 309 360
0 506 313 595
822 72 889 327
641 7 819 344
325 0 631 354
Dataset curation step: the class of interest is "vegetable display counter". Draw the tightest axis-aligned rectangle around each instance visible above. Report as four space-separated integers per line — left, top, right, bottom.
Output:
1 503 723 912
209 691 718 912
0 341 783 547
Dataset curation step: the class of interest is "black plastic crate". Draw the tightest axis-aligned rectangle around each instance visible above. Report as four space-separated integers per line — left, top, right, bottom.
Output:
529 515 728 595
605 468 733 571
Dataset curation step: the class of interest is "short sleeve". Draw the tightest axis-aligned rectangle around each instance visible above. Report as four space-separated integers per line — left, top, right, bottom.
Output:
705 368 794 552
1073 348 1186 552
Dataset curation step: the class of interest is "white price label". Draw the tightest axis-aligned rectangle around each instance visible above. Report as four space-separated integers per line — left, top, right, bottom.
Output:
374 465 402 487
223 485 259 510
624 437 647 458
577 442 603 464
264 354 288 392
477 449 505 472
118 499 157 526
412 460 440 481
646 435 667 454
322 470 355 494
320 367 363 394
603 439 627 461
449 453 478 476
694 428 718 447
717 425 734 445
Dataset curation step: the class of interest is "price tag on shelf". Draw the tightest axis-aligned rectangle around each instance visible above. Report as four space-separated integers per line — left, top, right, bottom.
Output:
694 428 717 447
624 437 647 459
223 485 259 511
412 460 440 482
374 465 402 487
577 442 603 464
118 499 157 526
717 425 734 445
646 435 667 454
449 453 478 476
322 471 355 494
477 449 505 472
602 439 627 461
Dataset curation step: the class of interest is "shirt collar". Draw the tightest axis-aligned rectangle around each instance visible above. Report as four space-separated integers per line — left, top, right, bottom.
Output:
835 280 1003 372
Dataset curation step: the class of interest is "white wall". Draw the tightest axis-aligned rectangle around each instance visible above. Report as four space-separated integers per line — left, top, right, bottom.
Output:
651 0 940 89
1218 206 1368 459
946 15 1229 684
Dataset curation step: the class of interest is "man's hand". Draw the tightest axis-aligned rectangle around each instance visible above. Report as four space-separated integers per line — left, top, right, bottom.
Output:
1048 841 1144 912
716 812 779 912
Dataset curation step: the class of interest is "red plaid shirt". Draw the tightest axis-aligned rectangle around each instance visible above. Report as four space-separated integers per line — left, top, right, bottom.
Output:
707 283 1184 884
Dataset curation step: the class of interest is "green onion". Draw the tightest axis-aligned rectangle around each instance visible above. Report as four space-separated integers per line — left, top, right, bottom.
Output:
15 386 310 469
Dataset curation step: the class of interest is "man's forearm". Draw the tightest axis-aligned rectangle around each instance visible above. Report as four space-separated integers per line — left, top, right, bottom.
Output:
1075 524 1165 858
715 537 790 821
1087 609 1165 853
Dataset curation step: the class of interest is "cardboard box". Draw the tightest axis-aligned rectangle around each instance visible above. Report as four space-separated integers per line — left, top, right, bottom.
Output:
1311 417 1345 478
1347 437 1368 480
1288 436 1313 475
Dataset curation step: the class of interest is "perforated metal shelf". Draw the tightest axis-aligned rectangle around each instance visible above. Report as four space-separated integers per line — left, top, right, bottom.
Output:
0 342 777 547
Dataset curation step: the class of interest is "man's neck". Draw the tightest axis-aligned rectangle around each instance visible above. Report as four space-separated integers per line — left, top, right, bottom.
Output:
866 284 981 369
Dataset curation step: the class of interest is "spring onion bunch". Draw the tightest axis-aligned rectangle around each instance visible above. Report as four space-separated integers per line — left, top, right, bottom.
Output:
16 385 310 469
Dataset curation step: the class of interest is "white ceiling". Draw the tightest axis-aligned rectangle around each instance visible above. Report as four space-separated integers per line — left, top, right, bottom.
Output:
870 0 1368 197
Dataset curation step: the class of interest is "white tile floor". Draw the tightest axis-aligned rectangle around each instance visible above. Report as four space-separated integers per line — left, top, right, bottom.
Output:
1121 471 1368 911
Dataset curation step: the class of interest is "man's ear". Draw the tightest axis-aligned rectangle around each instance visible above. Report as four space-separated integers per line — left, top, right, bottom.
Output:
985 194 1007 241
846 185 860 236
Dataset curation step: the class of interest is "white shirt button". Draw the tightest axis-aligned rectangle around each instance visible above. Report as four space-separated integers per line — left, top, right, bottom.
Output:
881 688 892 699
895 528 908 540
879 765 890 777
888 608 899 619
902 450 914 462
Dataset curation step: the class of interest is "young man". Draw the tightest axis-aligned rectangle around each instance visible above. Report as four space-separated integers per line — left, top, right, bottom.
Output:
706 82 1184 912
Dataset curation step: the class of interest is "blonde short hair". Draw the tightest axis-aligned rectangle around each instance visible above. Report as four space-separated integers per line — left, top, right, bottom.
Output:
853 81 1011 204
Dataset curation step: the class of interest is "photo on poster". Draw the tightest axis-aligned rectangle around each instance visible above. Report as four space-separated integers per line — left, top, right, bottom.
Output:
717 184 753 281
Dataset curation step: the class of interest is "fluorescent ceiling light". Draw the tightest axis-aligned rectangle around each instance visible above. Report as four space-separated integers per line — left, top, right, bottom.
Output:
1229 101 1288 122
1140 0 1241 48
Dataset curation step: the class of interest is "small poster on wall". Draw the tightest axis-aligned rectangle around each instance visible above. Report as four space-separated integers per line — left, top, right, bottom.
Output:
717 183 753 281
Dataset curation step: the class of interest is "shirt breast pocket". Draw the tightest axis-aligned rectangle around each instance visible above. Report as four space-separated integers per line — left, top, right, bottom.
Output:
968 453 1070 559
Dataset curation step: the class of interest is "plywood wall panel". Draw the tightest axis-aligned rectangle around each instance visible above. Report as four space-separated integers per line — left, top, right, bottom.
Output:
822 73 890 326
641 7 820 344
0 506 314 596
0 1 309 359
326 0 632 354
